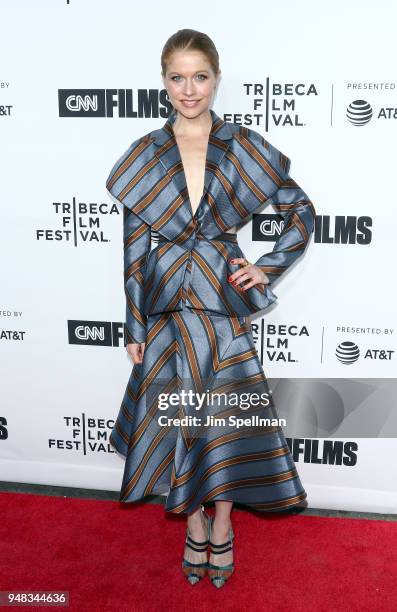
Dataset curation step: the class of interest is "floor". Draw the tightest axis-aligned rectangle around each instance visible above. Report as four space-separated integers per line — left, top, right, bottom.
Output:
0 480 396 522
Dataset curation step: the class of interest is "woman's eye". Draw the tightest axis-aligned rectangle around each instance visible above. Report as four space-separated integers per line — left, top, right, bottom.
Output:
170 74 207 82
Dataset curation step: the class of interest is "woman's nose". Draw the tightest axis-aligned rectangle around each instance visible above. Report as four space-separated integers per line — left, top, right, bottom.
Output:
183 80 195 95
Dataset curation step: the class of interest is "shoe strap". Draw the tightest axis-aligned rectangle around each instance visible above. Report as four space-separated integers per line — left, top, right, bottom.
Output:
185 530 209 552
186 541 209 553
210 538 233 547
208 519 234 553
182 559 208 569
184 507 210 551
209 544 233 554
186 532 209 546
207 561 234 571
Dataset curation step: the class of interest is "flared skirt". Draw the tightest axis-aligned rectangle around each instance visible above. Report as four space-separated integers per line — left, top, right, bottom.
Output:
109 306 307 514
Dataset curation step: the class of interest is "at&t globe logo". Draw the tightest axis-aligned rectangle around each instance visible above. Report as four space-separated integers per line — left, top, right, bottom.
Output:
335 341 360 364
346 100 373 126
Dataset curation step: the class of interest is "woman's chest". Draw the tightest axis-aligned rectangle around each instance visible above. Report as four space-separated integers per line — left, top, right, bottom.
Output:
174 135 236 232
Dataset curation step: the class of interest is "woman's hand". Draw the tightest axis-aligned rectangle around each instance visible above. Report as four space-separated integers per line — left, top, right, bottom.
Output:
228 258 270 291
126 342 146 364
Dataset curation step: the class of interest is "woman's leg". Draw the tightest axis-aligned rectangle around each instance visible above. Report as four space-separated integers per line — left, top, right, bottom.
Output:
183 505 209 565
209 501 234 566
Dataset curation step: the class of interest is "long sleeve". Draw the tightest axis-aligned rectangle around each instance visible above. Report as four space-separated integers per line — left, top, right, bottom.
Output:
122 206 151 344
254 155 316 287
105 137 152 344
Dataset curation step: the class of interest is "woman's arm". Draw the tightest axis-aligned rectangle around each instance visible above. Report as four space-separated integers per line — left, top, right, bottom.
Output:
253 154 316 286
123 205 151 345
106 137 152 359
229 134 316 291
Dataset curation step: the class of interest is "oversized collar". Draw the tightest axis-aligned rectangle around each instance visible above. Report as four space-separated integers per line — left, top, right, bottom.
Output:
147 107 237 231
108 108 279 244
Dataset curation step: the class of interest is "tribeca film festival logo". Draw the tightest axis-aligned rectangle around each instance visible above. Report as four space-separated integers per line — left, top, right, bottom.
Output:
58 89 172 118
35 199 119 246
251 321 309 366
48 415 115 454
229 80 318 131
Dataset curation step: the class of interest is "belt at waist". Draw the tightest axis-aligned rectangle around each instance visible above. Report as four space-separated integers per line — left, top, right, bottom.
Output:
156 232 238 244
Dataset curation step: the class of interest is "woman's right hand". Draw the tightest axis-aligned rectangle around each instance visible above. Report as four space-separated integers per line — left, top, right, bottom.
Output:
126 342 146 364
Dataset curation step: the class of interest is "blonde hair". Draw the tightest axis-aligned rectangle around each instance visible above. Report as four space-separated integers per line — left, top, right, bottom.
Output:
161 28 220 77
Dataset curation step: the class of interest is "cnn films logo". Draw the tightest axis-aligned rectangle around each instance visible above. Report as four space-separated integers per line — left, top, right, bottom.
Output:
48 414 115 454
58 89 172 118
252 213 372 244
252 213 284 242
286 438 358 466
314 215 372 244
227 79 318 131
68 320 126 347
36 199 119 246
0 417 8 441
251 321 309 366
335 341 394 364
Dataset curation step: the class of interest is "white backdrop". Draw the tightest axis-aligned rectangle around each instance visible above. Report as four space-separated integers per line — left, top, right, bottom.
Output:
1 0 396 513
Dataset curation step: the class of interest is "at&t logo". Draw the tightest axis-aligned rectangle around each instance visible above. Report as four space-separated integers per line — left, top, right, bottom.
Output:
336 341 394 364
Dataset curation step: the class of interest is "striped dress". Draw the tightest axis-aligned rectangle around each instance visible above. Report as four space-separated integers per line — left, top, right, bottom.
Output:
106 108 315 514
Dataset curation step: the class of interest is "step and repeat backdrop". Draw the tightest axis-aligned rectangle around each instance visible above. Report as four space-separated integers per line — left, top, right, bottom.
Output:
1 0 396 513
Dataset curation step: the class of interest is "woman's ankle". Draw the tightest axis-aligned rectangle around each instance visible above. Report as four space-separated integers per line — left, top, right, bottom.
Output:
187 508 207 537
212 516 232 539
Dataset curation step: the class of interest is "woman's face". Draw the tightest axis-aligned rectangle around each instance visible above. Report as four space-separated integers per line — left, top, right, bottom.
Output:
163 49 220 117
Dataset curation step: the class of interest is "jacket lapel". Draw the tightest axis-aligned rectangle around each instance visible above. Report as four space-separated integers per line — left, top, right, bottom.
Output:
108 108 283 242
151 108 234 239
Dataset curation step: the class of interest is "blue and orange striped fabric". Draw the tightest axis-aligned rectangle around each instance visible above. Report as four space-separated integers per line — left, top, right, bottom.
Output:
110 306 307 513
106 108 315 513
106 108 316 344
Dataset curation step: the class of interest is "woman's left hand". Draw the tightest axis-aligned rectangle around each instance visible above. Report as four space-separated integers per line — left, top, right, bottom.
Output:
228 258 270 291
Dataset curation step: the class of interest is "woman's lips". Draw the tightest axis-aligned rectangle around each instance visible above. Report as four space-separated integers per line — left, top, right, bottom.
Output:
180 100 200 107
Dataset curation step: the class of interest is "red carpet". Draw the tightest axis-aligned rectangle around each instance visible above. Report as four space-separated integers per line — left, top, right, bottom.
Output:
0 491 396 612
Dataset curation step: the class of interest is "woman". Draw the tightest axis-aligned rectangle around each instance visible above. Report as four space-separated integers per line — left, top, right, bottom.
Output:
106 29 316 588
